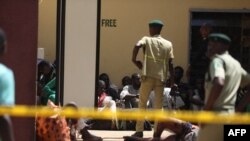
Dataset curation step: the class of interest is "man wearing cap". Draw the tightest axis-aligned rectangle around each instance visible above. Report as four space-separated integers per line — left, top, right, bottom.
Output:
129 19 175 138
197 33 250 141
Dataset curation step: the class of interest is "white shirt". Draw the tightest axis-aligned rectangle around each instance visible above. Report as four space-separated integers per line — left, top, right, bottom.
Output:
148 87 184 109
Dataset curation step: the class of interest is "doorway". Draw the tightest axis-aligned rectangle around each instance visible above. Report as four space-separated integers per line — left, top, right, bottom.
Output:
37 0 66 105
189 11 250 72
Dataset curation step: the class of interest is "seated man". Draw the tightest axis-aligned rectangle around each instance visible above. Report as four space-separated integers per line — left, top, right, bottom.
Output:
123 118 199 141
148 66 188 110
148 80 185 110
88 80 118 130
99 73 120 101
98 80 117 113
120 73 141 108
37 59 56 87
118 75 132 94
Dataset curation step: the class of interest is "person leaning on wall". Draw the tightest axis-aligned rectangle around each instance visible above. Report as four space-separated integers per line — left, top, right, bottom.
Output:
0 27 15 141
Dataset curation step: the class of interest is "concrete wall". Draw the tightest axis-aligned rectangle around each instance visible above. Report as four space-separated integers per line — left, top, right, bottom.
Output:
63 0 98 107
100 0 250 87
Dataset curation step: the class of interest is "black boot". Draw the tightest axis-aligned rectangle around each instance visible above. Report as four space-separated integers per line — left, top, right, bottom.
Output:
80 127 103 141
131 131 143 138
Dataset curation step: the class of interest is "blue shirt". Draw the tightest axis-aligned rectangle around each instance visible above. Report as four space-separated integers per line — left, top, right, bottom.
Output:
0 64 15 106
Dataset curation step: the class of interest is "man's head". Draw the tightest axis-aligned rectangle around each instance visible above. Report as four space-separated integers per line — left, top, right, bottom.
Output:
121 76 131 86
38 60 52 75
98 80 106 95
148 20 164 36
0 28 7 55
174 66 184 83
131 73 141 89
64 102 78 124
99 73 110 88
199 23 213 40
207 33 231 58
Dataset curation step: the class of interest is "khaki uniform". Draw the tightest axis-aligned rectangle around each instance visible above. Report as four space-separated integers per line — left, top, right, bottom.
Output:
197 51 250 141
136 35 174 132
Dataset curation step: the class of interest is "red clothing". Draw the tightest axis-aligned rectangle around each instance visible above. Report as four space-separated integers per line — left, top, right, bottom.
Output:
98 92 107 107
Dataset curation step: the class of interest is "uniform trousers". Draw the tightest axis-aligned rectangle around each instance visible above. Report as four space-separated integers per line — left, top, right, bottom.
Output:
136 76 164 132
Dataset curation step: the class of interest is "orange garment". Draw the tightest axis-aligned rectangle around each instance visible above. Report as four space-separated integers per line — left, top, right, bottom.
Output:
36 101 70 141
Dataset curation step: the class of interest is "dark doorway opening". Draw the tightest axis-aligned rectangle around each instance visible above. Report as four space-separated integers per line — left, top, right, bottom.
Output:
190 11 250 72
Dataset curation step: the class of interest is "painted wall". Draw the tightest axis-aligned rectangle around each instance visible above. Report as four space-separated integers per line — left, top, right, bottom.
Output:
38 0 57 62
38 0 250 107
64 0 98 107
100 0 250 87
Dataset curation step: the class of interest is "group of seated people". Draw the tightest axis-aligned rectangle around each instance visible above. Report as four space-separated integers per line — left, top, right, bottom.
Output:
95 70 201 141
36 59 104 140
35 59 249 141
95 66 206 131
114 66 205 112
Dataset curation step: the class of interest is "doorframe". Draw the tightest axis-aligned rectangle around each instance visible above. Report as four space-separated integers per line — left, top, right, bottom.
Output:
55 0 66 105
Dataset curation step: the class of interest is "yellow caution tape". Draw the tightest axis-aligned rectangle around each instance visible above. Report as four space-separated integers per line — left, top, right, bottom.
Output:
0 105 250 124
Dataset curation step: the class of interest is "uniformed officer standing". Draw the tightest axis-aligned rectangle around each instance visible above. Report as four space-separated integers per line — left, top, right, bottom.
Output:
197 33 250 141
131 19 175 138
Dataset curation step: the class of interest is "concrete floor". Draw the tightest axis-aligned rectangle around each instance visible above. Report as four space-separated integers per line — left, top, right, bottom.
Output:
78 129 173 141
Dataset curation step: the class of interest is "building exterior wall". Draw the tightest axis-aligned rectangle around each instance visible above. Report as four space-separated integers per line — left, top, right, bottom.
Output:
100 0 250 87
38 0 57 62
37 0 250 106
63 0 98 107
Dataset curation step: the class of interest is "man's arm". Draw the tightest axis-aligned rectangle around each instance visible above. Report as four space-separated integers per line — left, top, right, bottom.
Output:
236 70 250 112
236 72 250 112
204 57 225 111
204 77 224 111
132 45 143 70
120 86 138 100
42 77 56 97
